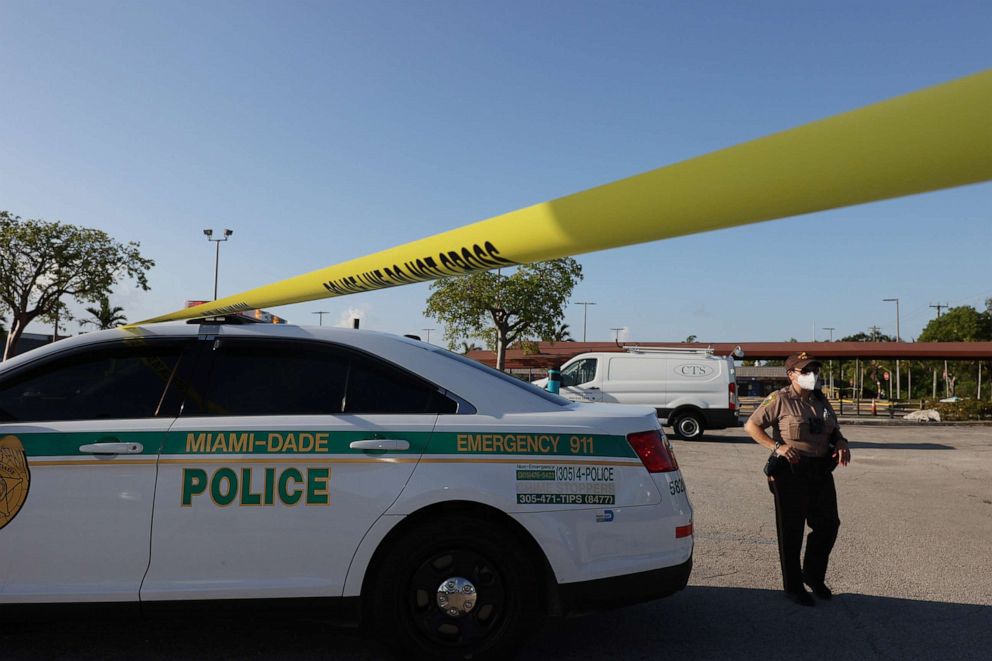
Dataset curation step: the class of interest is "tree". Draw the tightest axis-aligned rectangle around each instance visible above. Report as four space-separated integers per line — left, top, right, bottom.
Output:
918 305 992 342
684 335 697 343
0 212 153 359
424 258 583 370
460 341 481 354
840 330 896 343
79 296 128 330
543 322 573 343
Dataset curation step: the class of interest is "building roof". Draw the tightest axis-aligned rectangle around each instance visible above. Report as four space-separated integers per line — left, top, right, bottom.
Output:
466 341 992 369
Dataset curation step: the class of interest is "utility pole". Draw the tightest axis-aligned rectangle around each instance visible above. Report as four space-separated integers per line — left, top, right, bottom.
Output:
422 328 435 344
822 327 835 341
929 303 947 402
575 302 596 342
312 311 329 326
868 325 882 341
610 327 624 343
883 298 900 399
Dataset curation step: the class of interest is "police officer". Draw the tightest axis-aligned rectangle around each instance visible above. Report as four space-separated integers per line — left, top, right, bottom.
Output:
744 352 851 606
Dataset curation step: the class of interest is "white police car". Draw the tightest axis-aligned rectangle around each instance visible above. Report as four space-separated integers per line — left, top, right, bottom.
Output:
0 322 692 659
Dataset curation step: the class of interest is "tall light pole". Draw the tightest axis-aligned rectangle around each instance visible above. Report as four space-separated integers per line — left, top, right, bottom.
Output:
575 302 596 342
203 228 234 300
422 328 435 344
883 298 901 399
312 311 329 326
822 327 836 396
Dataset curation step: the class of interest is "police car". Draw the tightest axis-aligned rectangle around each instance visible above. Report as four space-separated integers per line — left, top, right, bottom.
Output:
0 322 693 659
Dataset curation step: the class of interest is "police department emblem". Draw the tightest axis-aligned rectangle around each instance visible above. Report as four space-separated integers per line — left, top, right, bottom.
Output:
0 435 30 530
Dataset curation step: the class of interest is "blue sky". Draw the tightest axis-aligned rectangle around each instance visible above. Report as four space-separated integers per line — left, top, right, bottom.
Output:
1 1 989 344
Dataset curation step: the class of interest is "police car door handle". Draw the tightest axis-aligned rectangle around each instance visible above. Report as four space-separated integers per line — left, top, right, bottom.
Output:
349 439 410 451
79 442 145 455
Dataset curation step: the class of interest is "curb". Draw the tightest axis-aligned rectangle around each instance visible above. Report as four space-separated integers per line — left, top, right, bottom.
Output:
835 418 992 426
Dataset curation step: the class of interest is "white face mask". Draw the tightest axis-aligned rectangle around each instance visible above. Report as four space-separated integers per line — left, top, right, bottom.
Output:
797 372 818 390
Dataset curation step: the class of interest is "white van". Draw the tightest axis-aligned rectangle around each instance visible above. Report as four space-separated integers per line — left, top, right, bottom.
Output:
538 347 741 440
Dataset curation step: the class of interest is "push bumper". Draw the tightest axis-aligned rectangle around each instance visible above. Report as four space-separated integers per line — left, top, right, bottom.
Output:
557 555 692 616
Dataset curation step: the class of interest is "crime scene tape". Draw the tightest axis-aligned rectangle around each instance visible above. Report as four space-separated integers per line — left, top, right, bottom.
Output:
139 69 992 324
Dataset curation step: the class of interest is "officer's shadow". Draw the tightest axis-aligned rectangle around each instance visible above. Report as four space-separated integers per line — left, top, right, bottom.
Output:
525 586 992 660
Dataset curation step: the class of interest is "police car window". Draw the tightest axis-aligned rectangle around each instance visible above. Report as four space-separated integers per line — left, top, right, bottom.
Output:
429 348 570 406
561 359 597 387
194 341 350 416
191 340 456 416
0 343 183 422
344 354 456 414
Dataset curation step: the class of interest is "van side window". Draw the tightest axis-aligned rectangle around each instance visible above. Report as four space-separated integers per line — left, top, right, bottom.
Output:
561 358 597 387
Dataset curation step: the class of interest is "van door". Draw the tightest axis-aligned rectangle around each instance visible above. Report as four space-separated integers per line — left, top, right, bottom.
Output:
559 357 602 402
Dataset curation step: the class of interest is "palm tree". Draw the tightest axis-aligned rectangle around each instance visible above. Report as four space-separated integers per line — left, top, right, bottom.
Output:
544 323 573 343
80 297 127 330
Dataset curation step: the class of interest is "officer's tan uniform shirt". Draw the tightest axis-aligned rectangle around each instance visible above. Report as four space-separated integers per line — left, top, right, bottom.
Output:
747 386 846 457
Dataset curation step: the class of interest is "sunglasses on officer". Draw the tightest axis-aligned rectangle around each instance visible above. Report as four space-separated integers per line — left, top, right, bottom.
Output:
790 366 820 375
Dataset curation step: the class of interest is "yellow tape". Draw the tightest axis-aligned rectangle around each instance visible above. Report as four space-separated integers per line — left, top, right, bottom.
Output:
139 70 992 324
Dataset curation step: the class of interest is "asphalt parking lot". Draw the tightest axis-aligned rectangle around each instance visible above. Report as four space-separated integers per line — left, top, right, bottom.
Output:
3 425 990 660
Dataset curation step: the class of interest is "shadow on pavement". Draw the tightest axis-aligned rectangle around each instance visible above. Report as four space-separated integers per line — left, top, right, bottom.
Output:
3 587 988 660
523 586 992 661
848 441 954 450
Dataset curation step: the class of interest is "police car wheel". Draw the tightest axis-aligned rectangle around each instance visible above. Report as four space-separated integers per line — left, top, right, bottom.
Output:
673 414 703 440
369 515 542 660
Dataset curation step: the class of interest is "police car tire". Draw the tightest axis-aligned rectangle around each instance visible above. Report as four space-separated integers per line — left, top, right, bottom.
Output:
368 515 543 660
672 413 704 440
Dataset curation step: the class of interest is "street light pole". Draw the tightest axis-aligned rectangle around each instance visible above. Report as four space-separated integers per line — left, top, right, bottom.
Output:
823 327 836 395
575 302 596 342
203 229 234 300
883 298 901 399
312 311 329 326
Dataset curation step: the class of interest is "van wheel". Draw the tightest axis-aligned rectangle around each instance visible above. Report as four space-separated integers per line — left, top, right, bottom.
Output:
367 515 543 660
672 413 704 440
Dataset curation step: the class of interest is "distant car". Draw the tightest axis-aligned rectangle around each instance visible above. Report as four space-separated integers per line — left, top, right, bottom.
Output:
939 396 963 403
534 347 741 440
0 322 693 660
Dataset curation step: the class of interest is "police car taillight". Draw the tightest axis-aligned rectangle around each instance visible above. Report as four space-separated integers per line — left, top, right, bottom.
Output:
729 382 737 411
627 430 679 473
676 522 693 538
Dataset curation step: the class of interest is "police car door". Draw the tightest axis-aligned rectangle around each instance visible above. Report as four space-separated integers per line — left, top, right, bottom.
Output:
142 335 444 601
0 338 189 602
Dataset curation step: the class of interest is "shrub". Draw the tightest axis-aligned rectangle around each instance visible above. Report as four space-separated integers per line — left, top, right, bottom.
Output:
923 399 992 421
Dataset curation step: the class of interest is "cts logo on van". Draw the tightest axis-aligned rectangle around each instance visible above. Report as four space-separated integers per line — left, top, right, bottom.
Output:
677 364 714 377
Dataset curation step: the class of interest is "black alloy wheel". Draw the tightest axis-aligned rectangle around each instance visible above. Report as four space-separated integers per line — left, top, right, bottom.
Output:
368 515 543 660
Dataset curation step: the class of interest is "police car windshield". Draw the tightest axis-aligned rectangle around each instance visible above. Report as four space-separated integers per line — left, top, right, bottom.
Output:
431 347 571 406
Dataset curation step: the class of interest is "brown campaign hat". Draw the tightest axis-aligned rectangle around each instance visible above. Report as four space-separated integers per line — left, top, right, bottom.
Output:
785 352 822 372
